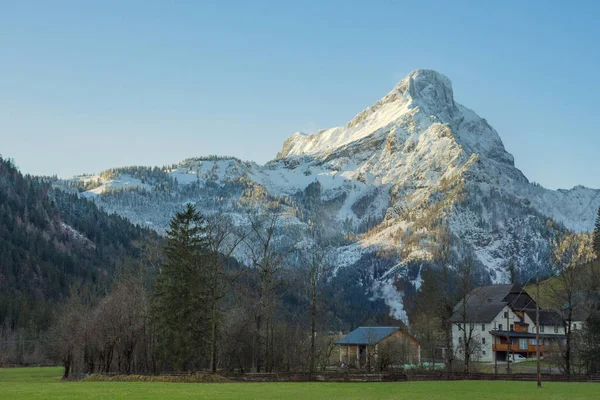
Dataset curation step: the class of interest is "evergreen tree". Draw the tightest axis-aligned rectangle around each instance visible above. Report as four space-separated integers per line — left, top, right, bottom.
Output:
153 204 211 370
594 207 600 259
0 156 159 332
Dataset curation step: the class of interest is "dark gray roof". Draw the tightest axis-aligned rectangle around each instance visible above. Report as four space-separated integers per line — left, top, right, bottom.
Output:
451 284 521 323
522 309 563 326
451 303 506 323
452 284 567 328
335 327 399 345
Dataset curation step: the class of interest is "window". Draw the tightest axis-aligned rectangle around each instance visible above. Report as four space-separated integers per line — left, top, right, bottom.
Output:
540 326 544 333
482 350 486 355
510 324 514 331
458 337 463 344
573 324 578 330
504 311 508 318
482 337 486 345
530 339 537 346
519 338 528 350
493 322 497 330
554 325 559 333
481 324 486 331
498 324 503 331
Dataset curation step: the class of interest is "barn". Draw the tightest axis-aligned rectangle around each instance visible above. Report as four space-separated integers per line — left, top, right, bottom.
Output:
335 326 420 368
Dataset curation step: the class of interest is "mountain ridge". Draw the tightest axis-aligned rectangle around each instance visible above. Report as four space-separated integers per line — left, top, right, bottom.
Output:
57 69 600 319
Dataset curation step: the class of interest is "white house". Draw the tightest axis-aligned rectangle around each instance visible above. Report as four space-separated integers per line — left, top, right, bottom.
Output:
451 284 571 363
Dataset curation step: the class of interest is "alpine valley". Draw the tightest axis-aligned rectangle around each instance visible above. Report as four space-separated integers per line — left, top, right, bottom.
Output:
60 70 600 321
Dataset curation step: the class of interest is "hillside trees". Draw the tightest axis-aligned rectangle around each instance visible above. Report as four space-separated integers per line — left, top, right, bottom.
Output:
0 156 160 365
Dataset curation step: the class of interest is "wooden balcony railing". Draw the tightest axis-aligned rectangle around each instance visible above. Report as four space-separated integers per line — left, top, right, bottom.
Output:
492 344 545 353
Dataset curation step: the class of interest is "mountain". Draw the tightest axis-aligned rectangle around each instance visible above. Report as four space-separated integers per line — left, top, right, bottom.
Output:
60 69 600 321
0 157 160 332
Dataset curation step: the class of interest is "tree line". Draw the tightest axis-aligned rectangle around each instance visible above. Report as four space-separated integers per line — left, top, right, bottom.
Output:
0 156 161 366
38 205 600 377
48 202 347 377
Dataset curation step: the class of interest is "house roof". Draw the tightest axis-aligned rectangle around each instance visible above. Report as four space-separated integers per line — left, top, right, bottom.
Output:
451 284 521 323
451 284 566 326
335 327 400 345
522 309 563 326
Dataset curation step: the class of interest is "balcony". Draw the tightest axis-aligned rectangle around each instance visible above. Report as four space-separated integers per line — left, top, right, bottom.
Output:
492 343 545 353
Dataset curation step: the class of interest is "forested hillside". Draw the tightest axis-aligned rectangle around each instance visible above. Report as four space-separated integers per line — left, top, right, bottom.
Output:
0 156 160 336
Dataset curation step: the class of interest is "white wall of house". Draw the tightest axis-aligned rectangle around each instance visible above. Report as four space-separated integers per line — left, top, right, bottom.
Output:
522 312 584 335
452 321 493 362
452 306 522 363
453 306 585 363
521 313 562 335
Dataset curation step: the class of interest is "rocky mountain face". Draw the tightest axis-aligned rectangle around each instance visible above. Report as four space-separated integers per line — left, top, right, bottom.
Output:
60 69 600 321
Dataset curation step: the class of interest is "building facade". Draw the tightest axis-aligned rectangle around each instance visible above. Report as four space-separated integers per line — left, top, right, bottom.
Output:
451 284 578 363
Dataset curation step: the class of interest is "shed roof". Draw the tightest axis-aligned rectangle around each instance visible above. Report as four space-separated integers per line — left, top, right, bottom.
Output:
335 327 400 345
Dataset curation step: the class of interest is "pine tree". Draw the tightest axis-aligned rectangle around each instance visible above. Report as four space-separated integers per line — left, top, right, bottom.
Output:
153 204 211 370
594 207 600 260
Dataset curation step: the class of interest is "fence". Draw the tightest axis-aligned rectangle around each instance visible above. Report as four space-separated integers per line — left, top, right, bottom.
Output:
224 372 600 383
25 367 600 383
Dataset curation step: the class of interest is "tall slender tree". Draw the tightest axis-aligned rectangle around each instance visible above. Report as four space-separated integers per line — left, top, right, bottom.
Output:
205 212 246 373
455 255 479 373
153 204 210 371
430 225 456 375
244 204 284 372
301 220 333 374
549 231 595 375
593 207 600 259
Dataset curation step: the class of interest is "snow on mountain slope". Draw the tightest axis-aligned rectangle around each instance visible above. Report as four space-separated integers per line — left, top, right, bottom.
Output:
61 69 600 319
528 185 600 233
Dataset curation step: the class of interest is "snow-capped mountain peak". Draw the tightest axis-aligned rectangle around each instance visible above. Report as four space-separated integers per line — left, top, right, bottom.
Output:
277 69 512 170
388 69 456 117
62 69 600 316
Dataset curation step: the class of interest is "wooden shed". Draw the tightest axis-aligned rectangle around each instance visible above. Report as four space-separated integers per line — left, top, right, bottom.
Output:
335 326 420 368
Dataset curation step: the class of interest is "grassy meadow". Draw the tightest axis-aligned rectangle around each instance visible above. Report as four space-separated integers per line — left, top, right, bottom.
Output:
1 367 599 399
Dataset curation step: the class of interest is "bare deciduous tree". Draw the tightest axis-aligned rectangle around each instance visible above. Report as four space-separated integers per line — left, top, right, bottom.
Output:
455 255 479 373
549 231 595 375
244 203 285 372
205 212 246 373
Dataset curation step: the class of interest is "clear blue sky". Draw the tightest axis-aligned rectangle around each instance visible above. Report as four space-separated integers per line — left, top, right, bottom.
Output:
1 1 599 189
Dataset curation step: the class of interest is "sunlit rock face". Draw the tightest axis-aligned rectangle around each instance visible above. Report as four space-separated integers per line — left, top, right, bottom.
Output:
63 70 600 319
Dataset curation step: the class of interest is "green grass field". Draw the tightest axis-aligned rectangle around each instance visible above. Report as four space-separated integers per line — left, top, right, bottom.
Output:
1 367 598 399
